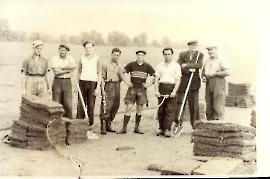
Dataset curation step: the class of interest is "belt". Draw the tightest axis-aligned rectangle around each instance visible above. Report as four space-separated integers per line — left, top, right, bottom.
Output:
55 77 70 79
160 82 175 85
27 74 45 77
105 81 120 83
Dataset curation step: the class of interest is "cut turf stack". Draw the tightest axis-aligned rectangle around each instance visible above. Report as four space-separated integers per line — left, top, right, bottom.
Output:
63 117 89 145
8 96 66 150
226 82 255 108
250 110 256 128
192 121 256 161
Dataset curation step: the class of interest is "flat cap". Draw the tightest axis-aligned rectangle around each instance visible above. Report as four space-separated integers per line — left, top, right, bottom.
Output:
59 44 70 51
187 40 198 45
206 43 217 49
136 50 146 55
33 40 43 48
112 47 121 54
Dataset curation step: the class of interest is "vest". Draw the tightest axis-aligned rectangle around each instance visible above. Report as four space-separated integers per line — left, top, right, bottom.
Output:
80 54 98 81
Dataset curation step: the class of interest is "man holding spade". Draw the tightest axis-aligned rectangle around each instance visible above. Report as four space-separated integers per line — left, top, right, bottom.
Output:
154 47 181 137
174 40 204 130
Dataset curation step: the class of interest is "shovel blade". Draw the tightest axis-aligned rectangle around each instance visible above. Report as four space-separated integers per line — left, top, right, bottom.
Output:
170 122 183 137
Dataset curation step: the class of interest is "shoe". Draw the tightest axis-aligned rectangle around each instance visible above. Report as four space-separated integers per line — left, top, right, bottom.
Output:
106 120 116 133
157 130 164 136
117 115 130 134
134 114 144 134
164 129 171 137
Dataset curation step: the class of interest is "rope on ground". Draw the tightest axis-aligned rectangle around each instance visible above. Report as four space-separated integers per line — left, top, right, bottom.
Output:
46 120 82 179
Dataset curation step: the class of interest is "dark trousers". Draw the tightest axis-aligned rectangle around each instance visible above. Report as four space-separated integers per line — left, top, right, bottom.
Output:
158 84 176 131
52 78 73 119
77 80 97 126
100 82 120 121
205 77 226 120
175 89 199 126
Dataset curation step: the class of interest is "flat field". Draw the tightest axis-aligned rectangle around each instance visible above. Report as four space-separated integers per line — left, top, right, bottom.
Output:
0 42 256 177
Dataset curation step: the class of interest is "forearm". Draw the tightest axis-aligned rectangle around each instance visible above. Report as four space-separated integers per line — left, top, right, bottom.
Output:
144 76 154 88
120 73 130 86
173 77 181 93
45 72 52 90
154 76 160 93
183 63 202 69
53 67 73 76
21 72 26 91
214 69 230 77
97 72 102 87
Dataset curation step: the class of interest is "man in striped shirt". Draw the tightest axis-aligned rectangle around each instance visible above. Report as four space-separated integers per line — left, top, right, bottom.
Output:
117 50 155 134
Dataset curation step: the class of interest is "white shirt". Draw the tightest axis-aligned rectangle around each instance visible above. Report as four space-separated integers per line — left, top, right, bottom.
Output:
204 56 229 76
51 55 76 78
155 61 181 84
80 54 100 81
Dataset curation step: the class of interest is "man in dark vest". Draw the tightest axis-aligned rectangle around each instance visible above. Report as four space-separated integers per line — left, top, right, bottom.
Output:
175 40 204 129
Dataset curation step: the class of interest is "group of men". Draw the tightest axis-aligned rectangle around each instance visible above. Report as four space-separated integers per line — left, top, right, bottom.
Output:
21 39 229 138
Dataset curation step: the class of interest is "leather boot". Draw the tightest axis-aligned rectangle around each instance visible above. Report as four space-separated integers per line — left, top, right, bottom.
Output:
134 114 144 134
106 118 116 133
117 115 130 134
100 117 107 135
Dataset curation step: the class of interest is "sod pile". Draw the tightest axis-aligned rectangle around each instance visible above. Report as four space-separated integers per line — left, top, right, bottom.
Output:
63 117 89 145
225 83 255 108
8 96 66 150
250 110 256 128
192 121 256 161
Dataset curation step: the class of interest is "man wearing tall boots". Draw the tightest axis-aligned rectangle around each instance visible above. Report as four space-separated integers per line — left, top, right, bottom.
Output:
175 40 204 129
100 48 131 135
117 50 155 134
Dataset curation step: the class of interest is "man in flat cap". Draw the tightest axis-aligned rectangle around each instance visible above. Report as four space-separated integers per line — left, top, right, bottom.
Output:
51 44 76 119
174 40 204 129
21 40 51 99
99 48 131 135
202 44 229 120
77 41 102 126
117 50 155 134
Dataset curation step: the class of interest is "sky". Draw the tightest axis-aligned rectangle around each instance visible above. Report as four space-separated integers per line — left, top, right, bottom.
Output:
1 0 269 48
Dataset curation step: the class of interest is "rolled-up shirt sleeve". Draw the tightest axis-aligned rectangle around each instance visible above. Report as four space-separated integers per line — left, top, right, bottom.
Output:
21 59 29 72
175 63 181 79
155 64 161 77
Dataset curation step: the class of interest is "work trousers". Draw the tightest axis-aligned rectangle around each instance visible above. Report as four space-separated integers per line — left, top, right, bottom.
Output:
175 90 199 126
205 77 226 120
158 84 176 131
52 78 72 119
100 82 120 121
26 76 48 99
77 80 97 126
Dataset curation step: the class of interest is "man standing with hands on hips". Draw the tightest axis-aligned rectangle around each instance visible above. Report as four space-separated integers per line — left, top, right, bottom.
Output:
202 43 229 121
175 40 204 129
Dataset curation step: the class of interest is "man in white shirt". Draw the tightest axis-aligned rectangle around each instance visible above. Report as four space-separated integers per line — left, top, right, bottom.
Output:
51 44 76 119
77 41 102 126
154 47 181 137
202 44 230 121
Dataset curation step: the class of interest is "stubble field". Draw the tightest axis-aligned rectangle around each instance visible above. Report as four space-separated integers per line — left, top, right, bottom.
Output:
0 41 257 177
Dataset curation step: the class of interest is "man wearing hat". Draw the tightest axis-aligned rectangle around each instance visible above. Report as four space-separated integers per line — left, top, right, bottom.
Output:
99 48 131 135
174 40 204 129
77 41 102 126
202 44 229 120
51 44 76 119
117 50 155 134
21 40 51 99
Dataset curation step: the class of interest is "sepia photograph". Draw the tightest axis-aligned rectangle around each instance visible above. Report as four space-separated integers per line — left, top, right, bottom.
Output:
0 0 269 178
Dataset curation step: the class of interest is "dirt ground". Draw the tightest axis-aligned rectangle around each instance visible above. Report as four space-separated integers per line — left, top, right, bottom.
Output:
0 104 257 178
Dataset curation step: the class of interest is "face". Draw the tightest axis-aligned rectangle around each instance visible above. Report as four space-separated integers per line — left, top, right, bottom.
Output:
33 45 43 56
111 52 121 62
136 53 145 62
163 50 173 62
84 43 94 55
208 47 217 58
59 47 68 58
188 43 197 52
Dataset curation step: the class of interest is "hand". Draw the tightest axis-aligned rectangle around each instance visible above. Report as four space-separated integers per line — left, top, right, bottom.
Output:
189 69 196 73
206 73 214 78
94 88 100 96
202 77 207 83
181 63 187 68
22 89 26 96
127 82 133 88
48 91 52 101
155 91 161 98
170 91 177 98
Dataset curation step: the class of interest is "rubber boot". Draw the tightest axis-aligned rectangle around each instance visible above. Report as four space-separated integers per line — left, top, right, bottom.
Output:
100 117 107 135
106 119 116 133
134 114 144 134
117 115 130 134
